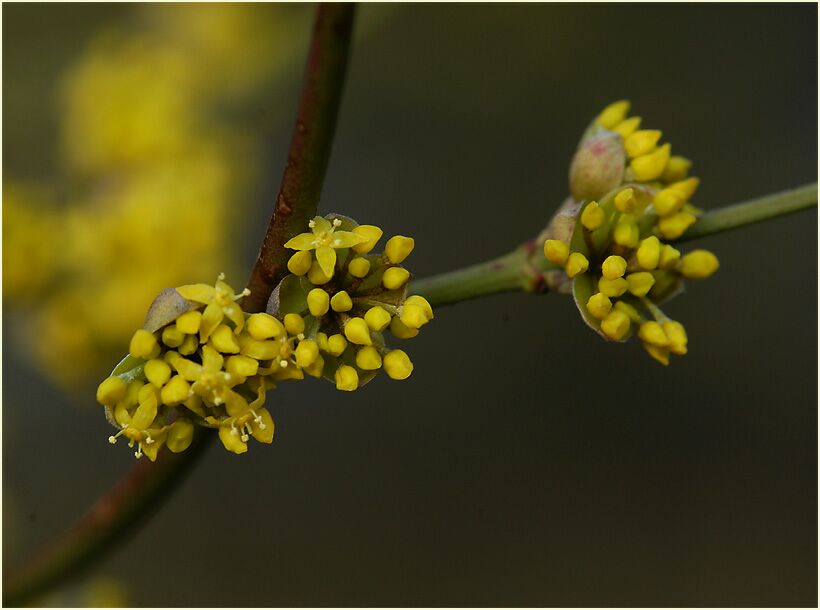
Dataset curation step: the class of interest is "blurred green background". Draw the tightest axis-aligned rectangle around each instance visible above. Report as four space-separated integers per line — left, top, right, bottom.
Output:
3 3 817 606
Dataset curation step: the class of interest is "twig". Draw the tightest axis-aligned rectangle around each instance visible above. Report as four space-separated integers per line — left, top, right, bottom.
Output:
411 183 818 306
243 3 356 312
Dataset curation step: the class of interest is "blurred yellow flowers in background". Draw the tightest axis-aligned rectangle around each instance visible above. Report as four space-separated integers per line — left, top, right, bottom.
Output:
4 5 310 389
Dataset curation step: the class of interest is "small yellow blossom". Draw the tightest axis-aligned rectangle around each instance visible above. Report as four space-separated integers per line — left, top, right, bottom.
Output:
284 216 367 278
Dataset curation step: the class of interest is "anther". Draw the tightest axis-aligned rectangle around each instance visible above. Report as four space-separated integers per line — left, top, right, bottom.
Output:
332 218 342 227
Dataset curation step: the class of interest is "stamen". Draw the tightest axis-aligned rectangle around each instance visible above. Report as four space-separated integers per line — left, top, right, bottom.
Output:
308 220 316 228
279 360 288 368
218 272 226 281
108 429 126 444
145 436 155 445
332 218 342 227
297 333 305 341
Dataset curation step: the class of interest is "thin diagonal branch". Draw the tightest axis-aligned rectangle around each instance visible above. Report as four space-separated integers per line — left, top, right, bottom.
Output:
244 3 356 312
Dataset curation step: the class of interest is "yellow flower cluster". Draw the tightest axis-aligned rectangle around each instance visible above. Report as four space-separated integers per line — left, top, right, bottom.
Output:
281 215 433 390
97 275 280 457
96 216 433 458
4 5 305 389
544 101 719 365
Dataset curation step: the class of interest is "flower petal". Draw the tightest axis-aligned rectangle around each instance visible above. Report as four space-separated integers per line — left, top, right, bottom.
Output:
284 232 317 251
331 230 367 248
176 283 215 304
252 408 275 444
223 302 245 334
172 357 202 382
201 345 223 372
312 216 332 234
218 426 248 454
224 389 249 417
132 395 158 430
199 301 223 343
315 245 336 278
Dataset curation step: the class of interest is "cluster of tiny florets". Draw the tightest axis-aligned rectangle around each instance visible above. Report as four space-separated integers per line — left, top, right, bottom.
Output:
96 215 433 459
544 100 719 365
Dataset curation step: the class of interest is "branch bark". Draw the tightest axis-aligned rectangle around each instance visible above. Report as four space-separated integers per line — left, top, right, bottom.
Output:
244 3 356 312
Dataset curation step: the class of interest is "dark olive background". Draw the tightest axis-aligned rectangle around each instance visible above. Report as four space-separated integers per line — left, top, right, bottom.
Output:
3 3 817 607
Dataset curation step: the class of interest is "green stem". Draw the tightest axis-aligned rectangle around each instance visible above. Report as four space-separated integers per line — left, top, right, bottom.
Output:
411 248 534 307
674 183 817 241
3 5 356 606
411 183 817 306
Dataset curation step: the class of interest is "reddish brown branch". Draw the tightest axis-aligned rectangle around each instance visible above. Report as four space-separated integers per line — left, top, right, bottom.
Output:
244 3 356 312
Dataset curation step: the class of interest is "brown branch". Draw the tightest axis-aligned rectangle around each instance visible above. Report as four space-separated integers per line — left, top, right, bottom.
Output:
244 3 356 312
3 4 357 605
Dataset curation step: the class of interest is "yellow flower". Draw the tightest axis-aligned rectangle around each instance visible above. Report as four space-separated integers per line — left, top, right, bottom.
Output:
284 216 367 278
176 273 251 343
211 381 274 455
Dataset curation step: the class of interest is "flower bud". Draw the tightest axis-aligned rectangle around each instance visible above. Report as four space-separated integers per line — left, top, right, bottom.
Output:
166 419 194 453
295 340 319 368
364 306 392 332
600 310 631 341
330 290 353 312
287 250 313 276
175 310 202 335
636 236 661 270
629 143 670 182
543 239 570 265
580 201 605 230
638 321 670 347
382 267 410 290
678 249 719 279
601 255 627 280
145 358 172 387
283 314 305 336
307 288 330 317
569 131 626 202
344 317 372 345
130 329 160 359
626 272 655 297
385 236 415 264
356 346 383 371
624 129 662 158
97 376 127 406
586 293 612 320
348 256 371 278
247 313 284 340
351 225 383 254
383 349 413 380
335 365 359 391
565 252 589 278
160 375 190 406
